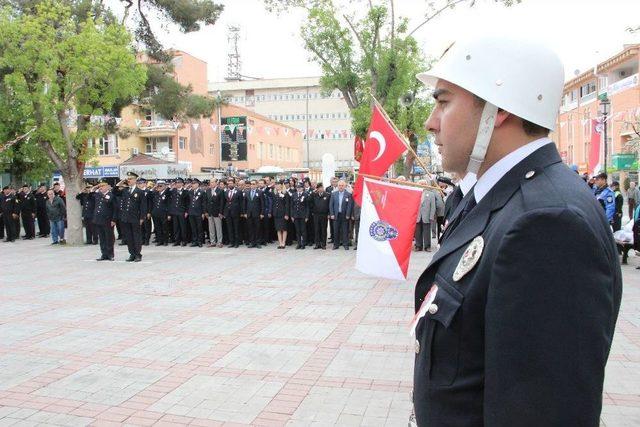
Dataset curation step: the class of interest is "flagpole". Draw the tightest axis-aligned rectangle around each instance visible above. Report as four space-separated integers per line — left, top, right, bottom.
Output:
368 92 434 180
359 173 442 191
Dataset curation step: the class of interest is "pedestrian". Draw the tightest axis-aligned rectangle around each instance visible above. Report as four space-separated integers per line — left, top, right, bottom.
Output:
311 183 330 249
150 180 170 246
17 184 36 239
415 180 437 252
76 184 98 244
1 186 20 242
329 179 352 250
593 172 616 228
290 182 309 249
223 177 243 248
45 188 66 245
168 177 189 246
412 33 621 425
92 181 117 261
34 183 49 237
117 172 147 262
205 178 224 248
351 198 361 250
272 181 291 249
627 182 638 220
258 179 272 246
611 181 624 232
243 179 263 248
187 178 205 247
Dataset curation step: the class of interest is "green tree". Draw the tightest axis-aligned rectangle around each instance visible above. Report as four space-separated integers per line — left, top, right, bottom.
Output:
265 0 520 175
0 0 147 244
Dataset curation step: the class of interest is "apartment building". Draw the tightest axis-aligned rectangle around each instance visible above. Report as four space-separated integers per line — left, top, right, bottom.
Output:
208 77 355 173
552 44 640 179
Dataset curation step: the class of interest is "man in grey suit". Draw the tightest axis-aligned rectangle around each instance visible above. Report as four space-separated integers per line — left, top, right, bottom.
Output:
329 180 352 250
415 181 437 251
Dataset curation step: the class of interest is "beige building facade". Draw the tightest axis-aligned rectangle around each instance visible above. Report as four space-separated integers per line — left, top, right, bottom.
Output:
208 77 355 173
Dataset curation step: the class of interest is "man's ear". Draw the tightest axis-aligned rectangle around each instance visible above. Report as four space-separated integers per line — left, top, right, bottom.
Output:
493 109 511 128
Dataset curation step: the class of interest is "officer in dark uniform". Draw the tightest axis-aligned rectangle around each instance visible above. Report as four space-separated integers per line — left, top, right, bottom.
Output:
76 184 98 244
411 34 621 426
0 188 4 240
290 182 309 249
243 179 263 248
223 177 244 247
187 178 205 247
310 183 330 249
611 181 624 232
114 181 128 244
141 181 153 245
168 177 189 246
34 183 49 237
258 179 272 246
117 172 147 262
151 180 169 246
17 184 36 239
2 186 19 242
92 180 117 261
285 179 296 245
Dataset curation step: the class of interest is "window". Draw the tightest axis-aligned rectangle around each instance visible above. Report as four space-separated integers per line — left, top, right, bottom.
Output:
569 89 578 103
580 82 596 98
209 144 215 155
145 136 171 154
179 137 186 150
92 134 118 155
258 142 263 159
269 143 274 159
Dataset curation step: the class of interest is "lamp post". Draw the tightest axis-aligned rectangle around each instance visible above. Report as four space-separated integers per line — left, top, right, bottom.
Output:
599 96 610 174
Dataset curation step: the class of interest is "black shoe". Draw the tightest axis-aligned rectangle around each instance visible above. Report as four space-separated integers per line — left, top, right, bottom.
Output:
296 245 301 249
344 246 349 250
126 256 135 262
84 242 92 245
51 241 59 245
300 245 305 249
333 246 339 250
198 244 203 247
172 242 180 246
163 243 168 246
314 245 320 249
134 256 142 262
96 257 108 261
155 243 163 246
255 245 261 249
190 243 198 247
119 242 127 246
322 246 327 250
181 243 187 247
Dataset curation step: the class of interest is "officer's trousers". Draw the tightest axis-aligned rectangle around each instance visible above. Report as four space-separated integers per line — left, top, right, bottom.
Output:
294 218 307 247
207 215 223 244
153 216 168 244
83 218 98 243
313 214 328 247
188 214 203 245
247 215 260 246
95 223 114 259
4 214 17 241
121 221 142 258
21 213 35 238
172 214 188 244
142 217 152 244
37 210 49 236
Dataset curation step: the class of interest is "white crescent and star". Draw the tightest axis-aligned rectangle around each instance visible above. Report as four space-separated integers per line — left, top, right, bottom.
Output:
365 131 386 161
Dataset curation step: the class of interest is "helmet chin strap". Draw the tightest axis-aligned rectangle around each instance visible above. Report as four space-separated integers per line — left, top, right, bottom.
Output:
466 102 498 175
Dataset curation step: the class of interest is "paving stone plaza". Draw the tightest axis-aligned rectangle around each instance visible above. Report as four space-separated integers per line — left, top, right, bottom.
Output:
0 241 638 426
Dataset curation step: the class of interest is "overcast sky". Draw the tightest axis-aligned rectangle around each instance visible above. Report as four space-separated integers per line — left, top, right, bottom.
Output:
144 0 640 83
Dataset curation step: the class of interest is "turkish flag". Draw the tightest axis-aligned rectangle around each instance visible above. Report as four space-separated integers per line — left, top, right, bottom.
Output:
353 105 407 205
355 178 422 280
354 136 364 161
589 118 601 174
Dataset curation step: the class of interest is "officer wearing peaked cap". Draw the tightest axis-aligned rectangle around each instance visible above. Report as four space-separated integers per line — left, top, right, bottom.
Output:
92 180 117 261
117 172 147 262
411 33 621 426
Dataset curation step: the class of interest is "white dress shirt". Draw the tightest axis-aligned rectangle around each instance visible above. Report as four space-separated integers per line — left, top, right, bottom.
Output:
458 173 477 197
474 137 553 203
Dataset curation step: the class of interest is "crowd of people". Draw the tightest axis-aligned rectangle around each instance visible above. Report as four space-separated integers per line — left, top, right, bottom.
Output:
0 173 448 262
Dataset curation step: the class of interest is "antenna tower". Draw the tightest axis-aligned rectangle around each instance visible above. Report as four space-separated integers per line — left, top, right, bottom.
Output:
226 25 241 81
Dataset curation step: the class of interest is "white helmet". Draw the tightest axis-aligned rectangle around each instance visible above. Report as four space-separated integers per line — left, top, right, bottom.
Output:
417 34 564 174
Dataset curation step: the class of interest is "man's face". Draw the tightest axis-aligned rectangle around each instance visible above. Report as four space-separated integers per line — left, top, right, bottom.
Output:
317 186 324 194
331 178 338 187
595 177 606 188
127 177 136 187
176 182 183 189
275 184 282 192
250 181 257 190
100 185 109 194
258 180 265 189
209 181 217 189
227 180 234 189
38 186 46 193
338 181 346 191
425 80 483 175
137 182 145 189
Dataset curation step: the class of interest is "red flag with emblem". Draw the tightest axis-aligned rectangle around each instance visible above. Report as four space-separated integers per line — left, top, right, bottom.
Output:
354 136 364 161
353 104 407 205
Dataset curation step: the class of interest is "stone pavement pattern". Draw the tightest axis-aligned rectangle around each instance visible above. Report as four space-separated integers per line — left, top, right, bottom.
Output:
0 240 638 426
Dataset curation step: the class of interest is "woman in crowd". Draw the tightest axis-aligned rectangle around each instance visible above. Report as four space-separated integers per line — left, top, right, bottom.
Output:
272 181 291 249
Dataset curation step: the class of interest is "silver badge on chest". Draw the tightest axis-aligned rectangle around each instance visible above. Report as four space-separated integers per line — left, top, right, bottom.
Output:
453 236 484 282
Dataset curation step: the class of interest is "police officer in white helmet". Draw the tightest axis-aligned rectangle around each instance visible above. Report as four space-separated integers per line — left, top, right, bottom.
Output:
411 34 621 426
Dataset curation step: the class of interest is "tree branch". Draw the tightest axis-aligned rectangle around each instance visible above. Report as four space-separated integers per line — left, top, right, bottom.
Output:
38 139 66 171
407 0 470 37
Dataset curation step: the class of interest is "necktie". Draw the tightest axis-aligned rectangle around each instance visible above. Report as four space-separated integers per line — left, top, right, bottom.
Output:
440 191 476 243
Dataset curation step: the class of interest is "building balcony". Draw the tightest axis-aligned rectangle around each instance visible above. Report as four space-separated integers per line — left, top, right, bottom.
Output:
146 151 176 162
137 124 176 138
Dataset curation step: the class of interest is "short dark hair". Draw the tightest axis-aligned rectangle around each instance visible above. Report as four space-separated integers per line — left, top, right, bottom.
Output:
473 95 550 137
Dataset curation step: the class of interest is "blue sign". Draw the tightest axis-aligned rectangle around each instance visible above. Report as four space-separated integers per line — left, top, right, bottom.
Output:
83 166 119 178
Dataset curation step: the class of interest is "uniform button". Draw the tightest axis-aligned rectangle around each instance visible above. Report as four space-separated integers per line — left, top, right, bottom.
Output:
415 339 420 354
525 170 536 179
428 304 438 315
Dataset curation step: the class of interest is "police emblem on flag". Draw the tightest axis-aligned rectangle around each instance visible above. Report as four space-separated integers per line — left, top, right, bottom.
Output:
369 220 399 241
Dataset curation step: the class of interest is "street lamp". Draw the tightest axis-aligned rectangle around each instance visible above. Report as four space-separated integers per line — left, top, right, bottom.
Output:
599 96 610 173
